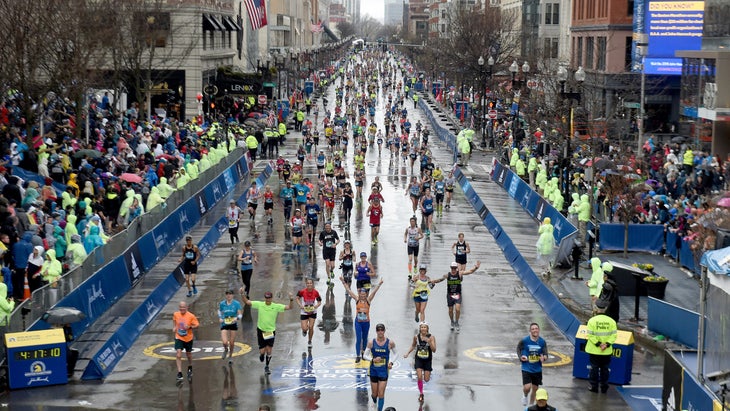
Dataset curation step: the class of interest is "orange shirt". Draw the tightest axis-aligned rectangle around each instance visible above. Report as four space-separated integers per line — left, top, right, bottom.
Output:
173 311 199 343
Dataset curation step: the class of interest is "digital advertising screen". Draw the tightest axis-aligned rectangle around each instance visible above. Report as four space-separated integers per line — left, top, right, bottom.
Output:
644 0 704 75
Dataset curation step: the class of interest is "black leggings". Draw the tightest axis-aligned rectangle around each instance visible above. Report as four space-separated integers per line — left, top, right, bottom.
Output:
241 269 253 295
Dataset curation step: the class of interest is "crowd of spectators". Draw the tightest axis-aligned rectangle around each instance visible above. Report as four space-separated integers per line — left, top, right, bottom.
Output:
0 92 243 306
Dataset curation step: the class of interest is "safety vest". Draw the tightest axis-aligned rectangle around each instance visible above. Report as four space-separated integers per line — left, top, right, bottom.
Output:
584 314 617 356
245 135 258 149
279 123 287 136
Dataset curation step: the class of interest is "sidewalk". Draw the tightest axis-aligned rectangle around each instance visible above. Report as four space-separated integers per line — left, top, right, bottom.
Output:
418 90 701 351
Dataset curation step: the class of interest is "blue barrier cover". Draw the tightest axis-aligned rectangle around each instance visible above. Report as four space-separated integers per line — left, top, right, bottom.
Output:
666 231 679 259
647 298 699 349
680 239 698 275
682 369 717 410
81 162 272 380
598 223 664 253
11 166 67 197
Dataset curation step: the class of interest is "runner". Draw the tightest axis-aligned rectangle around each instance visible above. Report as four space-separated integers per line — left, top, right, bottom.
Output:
419 187 435 237
341 182 354 227
434 176 445 217
412 264 436 323
444 170 456 209
262 185 275 225
218 290 243 363
404 216 424 275
247 182 261 223
318 222 340 284
226 200 243 246
291 209 305 251
279 180 294 225
403 322 436 402
296 278 322 348
407 176 421 213
517 323 549 406
339 240 355 295
305 196 321 247
366 197 383 245
364 323 396 411
432 261 481 332
451 232 471 272
238 240 258 298
173 301 199 382
354 251 376 290
240 290 295 374
179 235 199 297
340 277 383 363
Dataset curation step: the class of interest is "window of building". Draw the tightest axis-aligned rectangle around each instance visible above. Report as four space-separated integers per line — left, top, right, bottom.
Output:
545 3 559 24
209 31 215 49
543 37 559 58
628 0 634 16
586 36 594 69
624 36 632 71
576 37 583 66
441 23 445 33
596 36 606 70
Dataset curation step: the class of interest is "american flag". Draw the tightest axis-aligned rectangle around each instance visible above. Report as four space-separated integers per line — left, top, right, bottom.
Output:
266 110 276 127
310 19 324 33
244 0 267 30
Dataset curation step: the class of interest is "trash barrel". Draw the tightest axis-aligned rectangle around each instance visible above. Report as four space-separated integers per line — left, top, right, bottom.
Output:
573 325 634 385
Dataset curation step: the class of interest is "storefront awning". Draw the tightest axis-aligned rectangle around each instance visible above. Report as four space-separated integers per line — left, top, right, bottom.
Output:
209 14 226 31
322 23 338 42
203 14 224 31
223 15 242 31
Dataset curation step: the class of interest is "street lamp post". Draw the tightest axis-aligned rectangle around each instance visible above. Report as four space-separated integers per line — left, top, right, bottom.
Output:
509 60 530 147
478 55 494 148
557 65 586 212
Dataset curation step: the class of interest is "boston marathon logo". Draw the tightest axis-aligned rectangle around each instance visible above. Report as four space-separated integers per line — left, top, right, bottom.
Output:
464 346 571 366
143 340 251 360
264 353 438 394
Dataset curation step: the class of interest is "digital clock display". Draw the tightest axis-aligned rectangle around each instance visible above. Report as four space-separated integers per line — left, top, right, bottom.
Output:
13 347 63 361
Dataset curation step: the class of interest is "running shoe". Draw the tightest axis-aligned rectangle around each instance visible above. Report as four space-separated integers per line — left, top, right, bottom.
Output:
415 313 419 322
176 372 183 381
455 322 461 332
186 291 192 297
193 286 198 295
302 330 307 337
308 340 313 348
221 348 228 360
419 393 424 402
450 321 455 331
355 356 361 364
264 366 271 374
187 366 193 380
522 395 528 406
260 353 265 362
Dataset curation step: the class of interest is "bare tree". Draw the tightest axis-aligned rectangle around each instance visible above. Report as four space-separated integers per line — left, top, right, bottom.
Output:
337 21 357 40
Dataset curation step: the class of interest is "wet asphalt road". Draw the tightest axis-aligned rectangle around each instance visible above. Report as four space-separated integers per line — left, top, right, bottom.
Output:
4 58 663 411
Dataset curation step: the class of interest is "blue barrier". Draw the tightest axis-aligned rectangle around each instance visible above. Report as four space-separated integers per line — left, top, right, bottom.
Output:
11 166 67 197
598 223 664 253
81 161 274 380
418 105 581 345
680 240 699 275
666 231 679 259
647 298 699 349
451 166 580 345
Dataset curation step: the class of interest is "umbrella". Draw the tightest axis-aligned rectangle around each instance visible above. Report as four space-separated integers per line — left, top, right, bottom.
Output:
624 173 642 181
601 170 620 176
717 197 730 207
646 179 659 187
42 307 86 324
671 136 686 144
593 158 616 171
120 173 143 184
73 149 102 159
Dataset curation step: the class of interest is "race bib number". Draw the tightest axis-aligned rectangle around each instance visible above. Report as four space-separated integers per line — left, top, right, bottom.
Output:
304 305 315 313
420 291 429 300
325 241 334 248
528 353 541 363
356 312 368 322
228 219 237 228
262 331 275 340
373 357 386 367
224 317 235 325
177 328 188 337
417 349 429 359
450 293 461 300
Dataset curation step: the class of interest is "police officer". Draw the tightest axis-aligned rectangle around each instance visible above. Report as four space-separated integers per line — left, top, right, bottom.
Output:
245 133 259 162
585 301 617 393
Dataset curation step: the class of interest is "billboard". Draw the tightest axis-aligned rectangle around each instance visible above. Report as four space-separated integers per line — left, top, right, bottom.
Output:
633 0 704 75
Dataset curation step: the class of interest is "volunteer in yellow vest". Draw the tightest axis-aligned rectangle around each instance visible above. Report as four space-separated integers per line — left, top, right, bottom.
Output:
413 93 419 109
682 147 693 175
296 110 305 132
305 97 312 115
585 301 617 393
278 122 287 144
245 133 259 162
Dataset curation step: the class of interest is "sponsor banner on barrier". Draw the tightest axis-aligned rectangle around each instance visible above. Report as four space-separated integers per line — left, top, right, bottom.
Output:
124 243 144 286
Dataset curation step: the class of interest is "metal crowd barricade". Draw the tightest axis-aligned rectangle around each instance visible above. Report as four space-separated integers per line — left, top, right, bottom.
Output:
7 148 245 333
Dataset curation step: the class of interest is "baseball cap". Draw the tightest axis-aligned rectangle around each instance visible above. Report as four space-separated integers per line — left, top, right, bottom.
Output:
344 239 351 244
419 264 427 270
230 199 236 203
264 291 273 298
360 252 367 257
185 235 192 240
450 262 458 268
535 388 548 401
225 289 234 295
375 323 385 331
